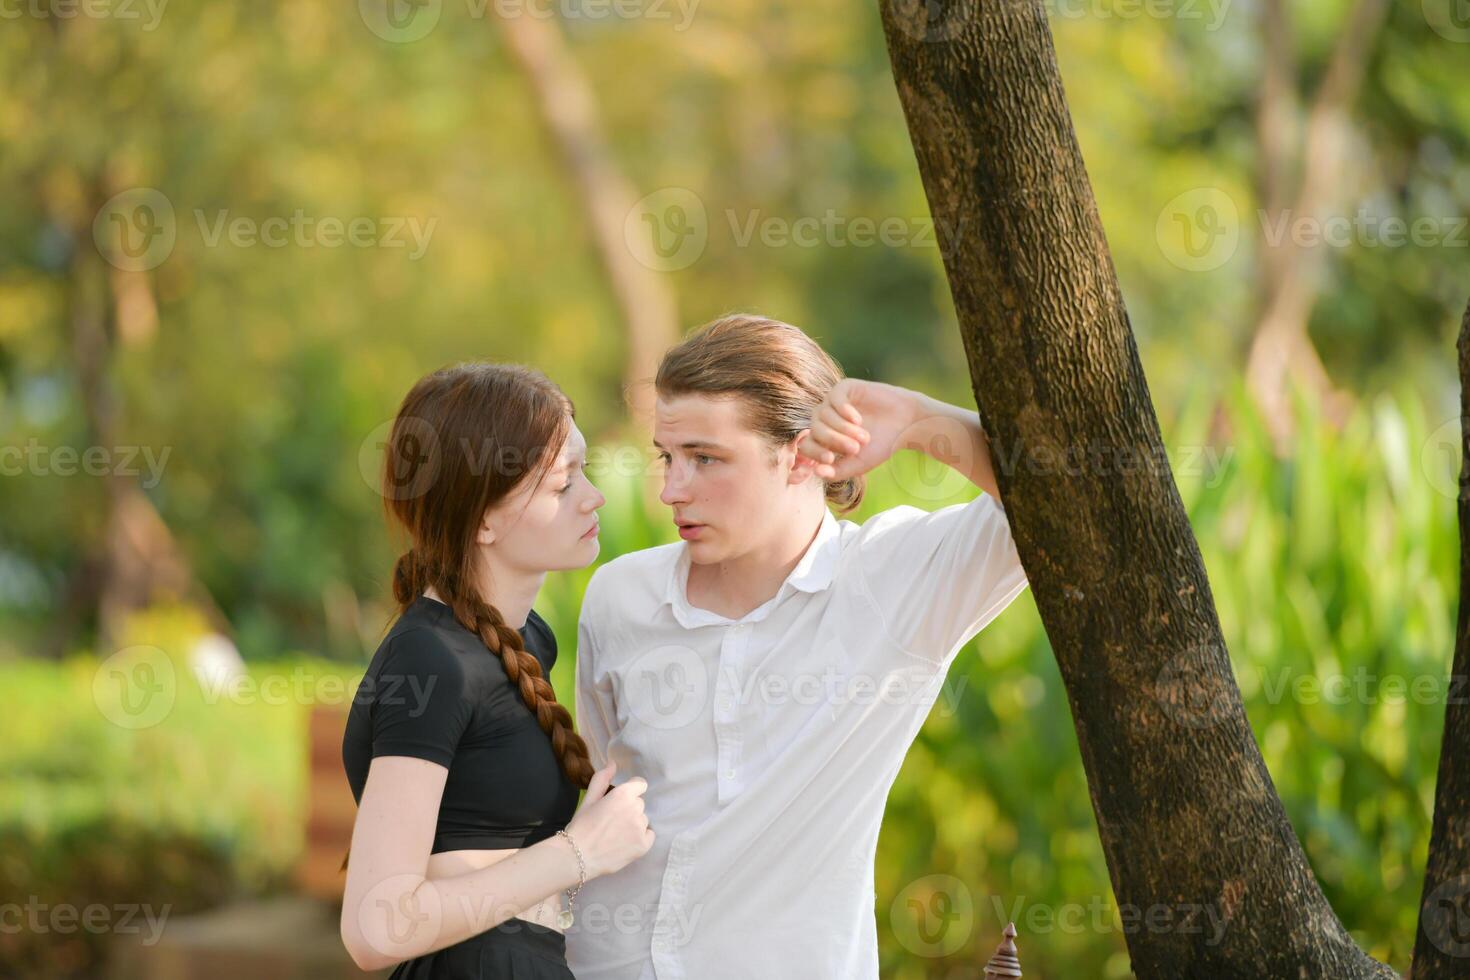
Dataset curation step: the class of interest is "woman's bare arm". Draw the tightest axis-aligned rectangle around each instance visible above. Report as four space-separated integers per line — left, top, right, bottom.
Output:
339 755 582 972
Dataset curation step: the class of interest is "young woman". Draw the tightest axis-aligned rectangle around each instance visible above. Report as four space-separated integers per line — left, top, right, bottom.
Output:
339 363 655 978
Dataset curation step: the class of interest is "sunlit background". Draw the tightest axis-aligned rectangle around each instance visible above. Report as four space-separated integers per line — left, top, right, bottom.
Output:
2 0 1467 976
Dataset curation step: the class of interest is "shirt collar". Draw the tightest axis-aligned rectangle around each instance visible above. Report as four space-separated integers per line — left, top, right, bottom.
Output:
663 507 841 627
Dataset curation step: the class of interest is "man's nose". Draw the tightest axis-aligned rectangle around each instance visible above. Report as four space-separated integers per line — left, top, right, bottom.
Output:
660 465 689 506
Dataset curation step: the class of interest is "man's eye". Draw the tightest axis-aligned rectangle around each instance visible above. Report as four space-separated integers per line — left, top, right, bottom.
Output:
695 455 714 465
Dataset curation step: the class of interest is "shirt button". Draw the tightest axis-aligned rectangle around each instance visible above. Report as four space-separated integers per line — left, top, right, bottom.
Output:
718 697 731 710
725 768 736 778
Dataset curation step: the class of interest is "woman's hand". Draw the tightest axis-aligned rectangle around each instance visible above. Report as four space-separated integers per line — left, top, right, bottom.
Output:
797 379 924 481
564 761 655 879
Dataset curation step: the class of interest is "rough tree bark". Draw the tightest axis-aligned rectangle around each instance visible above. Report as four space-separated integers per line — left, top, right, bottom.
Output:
1409 303 1470 979
878 1 1404 975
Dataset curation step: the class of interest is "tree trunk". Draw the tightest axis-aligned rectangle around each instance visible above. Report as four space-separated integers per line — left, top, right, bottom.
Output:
878 2 1395 975
51 174 230 657
1409 302 1470 979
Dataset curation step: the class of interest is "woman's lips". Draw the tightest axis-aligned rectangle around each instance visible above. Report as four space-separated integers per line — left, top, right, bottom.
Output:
581 522 600 539
677 523 705 540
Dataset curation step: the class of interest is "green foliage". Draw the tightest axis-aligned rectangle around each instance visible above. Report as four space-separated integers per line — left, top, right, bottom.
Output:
0 607 358 977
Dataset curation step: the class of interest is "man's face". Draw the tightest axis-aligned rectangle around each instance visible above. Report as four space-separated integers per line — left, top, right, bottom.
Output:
654 393 815 565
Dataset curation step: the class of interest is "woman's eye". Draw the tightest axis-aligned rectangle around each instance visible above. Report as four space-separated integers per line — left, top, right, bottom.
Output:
696 455 714 465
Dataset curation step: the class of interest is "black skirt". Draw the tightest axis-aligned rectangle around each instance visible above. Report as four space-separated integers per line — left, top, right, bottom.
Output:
388 917 573 979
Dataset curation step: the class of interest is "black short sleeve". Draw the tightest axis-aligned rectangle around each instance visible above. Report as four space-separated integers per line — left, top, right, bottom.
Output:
368 627 474 768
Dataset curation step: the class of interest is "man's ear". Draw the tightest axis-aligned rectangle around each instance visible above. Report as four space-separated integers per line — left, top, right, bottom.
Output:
787 430 823 487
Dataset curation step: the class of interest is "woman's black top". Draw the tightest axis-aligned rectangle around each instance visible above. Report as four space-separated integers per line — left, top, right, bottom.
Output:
342 594 580 853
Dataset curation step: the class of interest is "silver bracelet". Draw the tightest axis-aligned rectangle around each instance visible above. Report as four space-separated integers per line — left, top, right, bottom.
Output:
555 829 585 928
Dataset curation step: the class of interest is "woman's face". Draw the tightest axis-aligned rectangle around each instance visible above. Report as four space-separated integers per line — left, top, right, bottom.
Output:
478 420 605 573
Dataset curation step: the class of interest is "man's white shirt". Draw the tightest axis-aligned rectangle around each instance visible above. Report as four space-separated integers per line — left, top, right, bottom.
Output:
565 493 1029 980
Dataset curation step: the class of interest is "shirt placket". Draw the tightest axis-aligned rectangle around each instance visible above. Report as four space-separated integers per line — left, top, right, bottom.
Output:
650 832 698 979
713 620 750 804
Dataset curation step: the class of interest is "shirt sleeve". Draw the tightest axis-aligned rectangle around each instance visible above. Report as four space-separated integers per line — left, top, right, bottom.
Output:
854 492 1029 666
369 628 474 768
574 571 618 771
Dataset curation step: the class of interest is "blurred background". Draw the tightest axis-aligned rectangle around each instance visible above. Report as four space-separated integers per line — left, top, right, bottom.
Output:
1 0 1467 976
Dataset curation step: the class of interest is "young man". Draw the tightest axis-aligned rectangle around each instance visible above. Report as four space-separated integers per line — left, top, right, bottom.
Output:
566 314 1029 979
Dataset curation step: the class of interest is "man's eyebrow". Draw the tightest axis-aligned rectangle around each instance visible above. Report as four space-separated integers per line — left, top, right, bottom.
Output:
651 439 725 451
